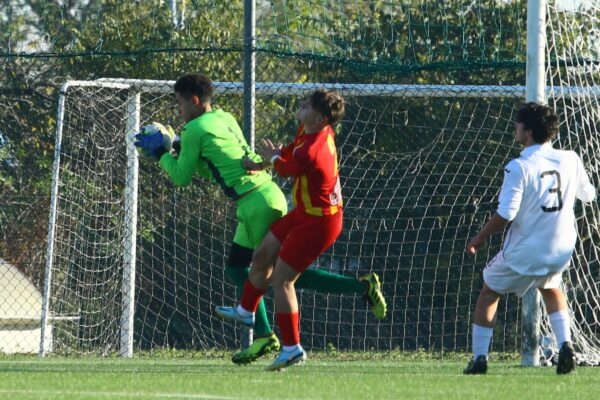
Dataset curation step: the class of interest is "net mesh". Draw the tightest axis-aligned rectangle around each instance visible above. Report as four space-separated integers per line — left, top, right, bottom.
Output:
48 79 596 362
543 0 600 364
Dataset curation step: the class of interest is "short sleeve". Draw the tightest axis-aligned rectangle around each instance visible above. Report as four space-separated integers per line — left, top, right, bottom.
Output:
497 159 525 221
575 153 596 203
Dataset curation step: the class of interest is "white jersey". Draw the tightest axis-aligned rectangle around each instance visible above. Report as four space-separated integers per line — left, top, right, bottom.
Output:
497 142 595 276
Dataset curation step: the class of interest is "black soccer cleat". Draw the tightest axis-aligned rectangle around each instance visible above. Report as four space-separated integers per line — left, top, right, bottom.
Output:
463 355 488 375
556 341 576 375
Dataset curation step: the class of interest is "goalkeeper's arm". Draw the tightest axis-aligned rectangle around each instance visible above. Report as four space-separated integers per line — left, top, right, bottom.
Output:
159 130 209 186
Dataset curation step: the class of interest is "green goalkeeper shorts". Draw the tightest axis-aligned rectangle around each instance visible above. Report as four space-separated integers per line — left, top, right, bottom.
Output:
233 181 288 250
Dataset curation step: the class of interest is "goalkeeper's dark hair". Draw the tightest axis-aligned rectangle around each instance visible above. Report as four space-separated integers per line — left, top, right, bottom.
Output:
516 102 559 143
174 74 214 104
309 89 345 125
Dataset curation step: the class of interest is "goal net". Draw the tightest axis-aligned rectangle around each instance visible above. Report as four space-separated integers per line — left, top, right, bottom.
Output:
43 80 599 362
542 0 600 365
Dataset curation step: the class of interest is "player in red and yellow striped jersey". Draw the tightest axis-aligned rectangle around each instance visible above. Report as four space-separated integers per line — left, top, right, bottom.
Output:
266 113 344 271
215 89 385 371
277 123 343 216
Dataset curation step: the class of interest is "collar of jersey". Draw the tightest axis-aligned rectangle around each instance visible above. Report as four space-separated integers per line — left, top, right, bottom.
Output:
520 142 552 157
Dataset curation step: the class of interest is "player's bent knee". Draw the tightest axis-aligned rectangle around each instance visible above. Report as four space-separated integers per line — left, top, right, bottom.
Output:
271 260 301 289
270 273 288 290
252 231 281 268
249 262 272 280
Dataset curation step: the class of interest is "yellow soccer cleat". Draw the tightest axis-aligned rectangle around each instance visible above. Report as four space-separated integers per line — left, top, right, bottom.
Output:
232 333 281 365
359 273 387 320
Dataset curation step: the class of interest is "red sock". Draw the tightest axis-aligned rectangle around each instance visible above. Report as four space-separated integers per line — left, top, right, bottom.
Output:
240 279 266 312
275 312 300 346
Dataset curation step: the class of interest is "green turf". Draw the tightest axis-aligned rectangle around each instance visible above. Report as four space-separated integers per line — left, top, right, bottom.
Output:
0 355 598 399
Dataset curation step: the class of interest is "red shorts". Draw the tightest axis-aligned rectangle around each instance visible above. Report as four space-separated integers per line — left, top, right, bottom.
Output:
270 208 343 272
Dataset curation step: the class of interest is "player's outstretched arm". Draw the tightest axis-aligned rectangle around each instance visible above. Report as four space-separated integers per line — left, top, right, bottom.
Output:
466 212 509 255
256 138 282 164
242 138 283 174
259 138 308 177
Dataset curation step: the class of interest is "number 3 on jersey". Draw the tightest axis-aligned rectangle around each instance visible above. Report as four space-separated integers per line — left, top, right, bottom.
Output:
540 170 563 212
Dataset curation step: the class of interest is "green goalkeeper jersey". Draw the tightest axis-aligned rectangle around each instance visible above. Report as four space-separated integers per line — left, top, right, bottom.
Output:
159 109 270 200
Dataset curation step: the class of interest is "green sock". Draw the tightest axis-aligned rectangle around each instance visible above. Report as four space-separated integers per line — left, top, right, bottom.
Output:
296 268 365 294
224 266 272 337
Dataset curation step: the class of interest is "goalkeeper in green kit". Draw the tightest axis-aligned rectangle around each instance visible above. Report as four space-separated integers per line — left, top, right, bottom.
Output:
135 73 387 364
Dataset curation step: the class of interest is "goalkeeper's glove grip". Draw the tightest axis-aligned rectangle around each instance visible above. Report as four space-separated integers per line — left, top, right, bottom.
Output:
134 132 167 160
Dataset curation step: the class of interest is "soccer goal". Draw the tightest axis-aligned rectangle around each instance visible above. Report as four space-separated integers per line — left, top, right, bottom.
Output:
40 78 600 363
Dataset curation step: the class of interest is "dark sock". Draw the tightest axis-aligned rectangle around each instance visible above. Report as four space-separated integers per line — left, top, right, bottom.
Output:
296 268 364 294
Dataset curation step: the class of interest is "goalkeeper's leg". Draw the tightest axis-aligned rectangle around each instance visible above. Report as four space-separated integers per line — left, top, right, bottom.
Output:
296 269 363 293
296 269 387 320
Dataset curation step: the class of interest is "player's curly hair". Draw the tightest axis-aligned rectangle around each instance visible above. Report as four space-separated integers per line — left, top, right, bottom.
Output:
516 102 559 143
174 73 214 104
309 89 345 125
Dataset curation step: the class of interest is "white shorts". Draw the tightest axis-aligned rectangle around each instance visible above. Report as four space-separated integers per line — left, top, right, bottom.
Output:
483 253 564 297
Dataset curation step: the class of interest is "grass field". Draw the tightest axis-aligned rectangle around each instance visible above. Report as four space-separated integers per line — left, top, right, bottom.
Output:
0 354 598 399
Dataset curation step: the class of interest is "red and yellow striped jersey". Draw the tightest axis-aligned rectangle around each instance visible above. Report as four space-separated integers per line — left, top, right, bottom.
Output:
273 124 342 216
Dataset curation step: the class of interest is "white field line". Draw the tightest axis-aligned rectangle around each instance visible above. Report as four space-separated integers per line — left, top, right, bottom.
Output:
0 388 238 399
0 388 326 400
0 389 332 400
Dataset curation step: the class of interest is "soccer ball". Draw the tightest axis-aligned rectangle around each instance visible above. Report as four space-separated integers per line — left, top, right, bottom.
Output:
136 122 175 156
